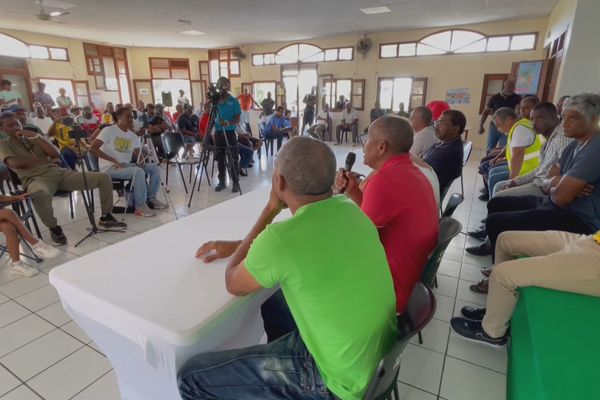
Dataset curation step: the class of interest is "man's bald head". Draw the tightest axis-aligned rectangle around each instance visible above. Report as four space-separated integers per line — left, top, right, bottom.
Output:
370 116 414 154
275 137 336 196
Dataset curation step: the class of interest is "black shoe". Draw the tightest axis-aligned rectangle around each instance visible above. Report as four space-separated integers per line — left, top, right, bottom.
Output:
99 214 127 229
467 226 488 240
450 317 507 348
461 306 487 321
481 266 493 277
466 241 492 256
479 187 487 194
50 226 67 245
239 169 248 177
147 201 155 210
232 184 240 193
248 163 254 168
215 182 226 192
478 192 489 201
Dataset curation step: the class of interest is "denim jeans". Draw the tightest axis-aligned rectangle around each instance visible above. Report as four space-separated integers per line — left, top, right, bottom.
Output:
486 122 507 152
488 165 510 198
178 330 337 400
238 143 254 168
105 163 161 207
261 289 298 342
60 148 77 170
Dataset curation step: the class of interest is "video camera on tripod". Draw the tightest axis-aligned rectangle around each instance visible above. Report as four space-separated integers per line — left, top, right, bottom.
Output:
206 84 223 105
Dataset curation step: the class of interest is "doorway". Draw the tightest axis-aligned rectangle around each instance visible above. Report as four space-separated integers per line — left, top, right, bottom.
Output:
0 56 33 110
281 65 318 129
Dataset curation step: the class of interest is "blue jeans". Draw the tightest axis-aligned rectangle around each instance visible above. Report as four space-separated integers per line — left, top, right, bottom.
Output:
60 148 77 170
105 163 161 207
178 330 337 400
488 165 509 197
261 289 298 343
239 143 254 168
486 122 507 151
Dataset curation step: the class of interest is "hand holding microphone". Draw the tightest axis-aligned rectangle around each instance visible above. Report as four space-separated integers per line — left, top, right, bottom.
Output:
336 152 358 194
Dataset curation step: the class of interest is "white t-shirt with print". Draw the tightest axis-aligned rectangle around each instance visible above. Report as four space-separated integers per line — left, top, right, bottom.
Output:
315 110 329 126
97 125 141 170
341 108 358 124
510 125 535 148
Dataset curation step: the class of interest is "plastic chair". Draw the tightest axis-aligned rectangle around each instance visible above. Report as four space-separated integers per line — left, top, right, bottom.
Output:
161 131 199 194
421 217 463 289
257 122 273 158
461 140 473 195
364 283 436 400
441 193 464 218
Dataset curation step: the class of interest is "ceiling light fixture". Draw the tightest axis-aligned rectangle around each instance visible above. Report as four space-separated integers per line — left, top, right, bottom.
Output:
180 30 205 35
360 6 391 15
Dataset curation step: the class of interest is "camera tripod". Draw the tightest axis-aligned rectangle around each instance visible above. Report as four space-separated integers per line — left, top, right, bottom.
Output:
187 99 242 207
71 131 125 248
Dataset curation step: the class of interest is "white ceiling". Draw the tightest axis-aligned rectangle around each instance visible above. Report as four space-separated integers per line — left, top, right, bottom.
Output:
0 0 558 48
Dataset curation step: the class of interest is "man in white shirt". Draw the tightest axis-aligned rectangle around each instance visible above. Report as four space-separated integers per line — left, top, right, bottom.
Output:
177 90 190 106
30 103 54 135
0 79 22 109
409 106 439 157
90 108 167 217
307 103 330 141
335 102 359 145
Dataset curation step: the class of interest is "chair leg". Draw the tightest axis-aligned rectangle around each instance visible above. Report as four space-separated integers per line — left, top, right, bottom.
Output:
418 331 423 345
165 162 170 187
177 163 188 194
434 276 438 288
69 193 74 219
461 173 465 196
393 382 400 400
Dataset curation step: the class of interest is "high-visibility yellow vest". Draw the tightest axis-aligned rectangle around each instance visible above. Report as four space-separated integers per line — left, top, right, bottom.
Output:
506 118 544 176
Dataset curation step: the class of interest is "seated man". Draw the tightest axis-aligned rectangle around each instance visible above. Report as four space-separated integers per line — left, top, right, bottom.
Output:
422 110 465 195
30 102 54 135
48 114 90 170
0 113 126 245
451 229 600 347
336 116 439 312
282 109 298 138
409 106 439 157
147 103 169 161
180 137 396 400
307 103 330 141
177 104 199 159
466 94 600 264
494 102 572 198
13 106 43 136
263 106 286 151
90 108 167 218
335 102 359 145
487 106 543 197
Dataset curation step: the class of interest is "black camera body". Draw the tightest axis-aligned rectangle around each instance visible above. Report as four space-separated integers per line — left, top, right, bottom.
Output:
68 125 89 140
207 84 222 105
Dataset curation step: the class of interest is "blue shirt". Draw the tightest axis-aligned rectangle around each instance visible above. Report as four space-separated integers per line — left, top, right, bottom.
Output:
423 137 463 195
263 114 286 137
215 95 241 132
557 134 600 229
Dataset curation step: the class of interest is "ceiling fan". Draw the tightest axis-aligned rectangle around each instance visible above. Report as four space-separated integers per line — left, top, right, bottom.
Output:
33 0 70 23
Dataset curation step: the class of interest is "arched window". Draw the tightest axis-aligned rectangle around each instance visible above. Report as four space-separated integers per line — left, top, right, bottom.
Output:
417 30 486 55
0 34 30 58
275 44 324 64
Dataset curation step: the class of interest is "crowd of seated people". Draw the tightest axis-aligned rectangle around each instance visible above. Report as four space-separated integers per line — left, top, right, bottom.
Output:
447 92 600 348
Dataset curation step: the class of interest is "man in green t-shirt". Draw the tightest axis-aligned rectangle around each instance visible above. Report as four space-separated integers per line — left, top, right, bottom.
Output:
179 137 397 400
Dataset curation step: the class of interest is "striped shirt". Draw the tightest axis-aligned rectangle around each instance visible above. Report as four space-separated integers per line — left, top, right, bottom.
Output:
514 125 573 187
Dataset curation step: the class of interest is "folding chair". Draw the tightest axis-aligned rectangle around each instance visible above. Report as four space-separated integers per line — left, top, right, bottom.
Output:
461 140 473 195
161 131 200 194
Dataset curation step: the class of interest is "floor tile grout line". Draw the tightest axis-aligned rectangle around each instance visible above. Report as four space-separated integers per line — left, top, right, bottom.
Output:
67 369 114 400
0 328 58 359
16 344 86 385
396 378 440 398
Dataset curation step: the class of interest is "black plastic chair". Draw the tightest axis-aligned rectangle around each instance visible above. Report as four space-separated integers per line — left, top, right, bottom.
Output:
83 152 133 214
441 193 464 218
161 131 199 194
364 283 436 400
461 140 473 195
421 217 463 289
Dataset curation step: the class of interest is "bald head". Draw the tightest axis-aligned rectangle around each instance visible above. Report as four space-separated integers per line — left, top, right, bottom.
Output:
371 116 414 154
275 137 336 196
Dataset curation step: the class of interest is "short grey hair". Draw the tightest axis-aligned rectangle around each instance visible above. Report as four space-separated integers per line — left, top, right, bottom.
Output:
371 116 413 153
493 107 518 123
412 106 433 124
274 137 336 195
563 93 600 122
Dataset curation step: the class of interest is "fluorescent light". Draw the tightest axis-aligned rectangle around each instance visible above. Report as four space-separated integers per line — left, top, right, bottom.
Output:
180 30 205 35
49 11 62 17
360 6 391 15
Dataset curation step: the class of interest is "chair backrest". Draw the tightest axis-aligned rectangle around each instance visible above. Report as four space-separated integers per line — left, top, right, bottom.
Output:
462 140 473 167
161 131 185 160
363 330 411 400
442 193 464 218
397 282 437 339
421 217 463 287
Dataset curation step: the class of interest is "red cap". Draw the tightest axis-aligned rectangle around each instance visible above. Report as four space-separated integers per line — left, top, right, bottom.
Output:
426 100 451 121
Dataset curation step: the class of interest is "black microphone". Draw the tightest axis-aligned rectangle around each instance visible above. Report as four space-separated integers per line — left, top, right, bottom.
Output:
340 151 356 194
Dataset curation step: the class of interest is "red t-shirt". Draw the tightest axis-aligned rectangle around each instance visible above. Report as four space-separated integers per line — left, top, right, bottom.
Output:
198 113 210 138
237 94 254 111
361 154 439 312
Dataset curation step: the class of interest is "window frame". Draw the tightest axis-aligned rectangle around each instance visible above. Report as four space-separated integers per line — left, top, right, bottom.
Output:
379 30 539 59
149 57 191 80
252 44 354 66
324 78 365 111
376 76 427 112
208 48 241 83
83 42 132 103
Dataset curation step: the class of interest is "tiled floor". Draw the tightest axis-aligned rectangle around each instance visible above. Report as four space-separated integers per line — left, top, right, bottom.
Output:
0 144 506 400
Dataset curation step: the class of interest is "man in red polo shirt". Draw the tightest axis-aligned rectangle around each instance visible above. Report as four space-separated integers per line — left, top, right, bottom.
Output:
237 88 260 134
336 115 439 312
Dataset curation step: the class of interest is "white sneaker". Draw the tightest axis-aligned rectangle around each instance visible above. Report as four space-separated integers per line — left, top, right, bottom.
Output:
151 199 168 210
9 261 39 277
31 241 60 259
134 205 155 217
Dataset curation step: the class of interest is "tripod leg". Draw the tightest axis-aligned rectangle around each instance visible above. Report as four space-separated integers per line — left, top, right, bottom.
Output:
177 163 188 194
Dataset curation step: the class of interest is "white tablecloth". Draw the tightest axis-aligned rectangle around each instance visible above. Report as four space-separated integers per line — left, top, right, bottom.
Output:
50 189 283 400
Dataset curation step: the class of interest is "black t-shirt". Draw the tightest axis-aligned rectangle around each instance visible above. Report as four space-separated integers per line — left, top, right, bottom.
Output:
486 92 522 113
423 137 464 195
178 113 199 134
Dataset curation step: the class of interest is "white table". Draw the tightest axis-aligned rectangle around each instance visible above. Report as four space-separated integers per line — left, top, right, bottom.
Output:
50 189 282 400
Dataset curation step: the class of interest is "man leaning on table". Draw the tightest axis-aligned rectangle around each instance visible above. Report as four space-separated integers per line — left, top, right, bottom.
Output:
179 137 397 400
